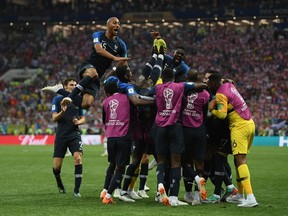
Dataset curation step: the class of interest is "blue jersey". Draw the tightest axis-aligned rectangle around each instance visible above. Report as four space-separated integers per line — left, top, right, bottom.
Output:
88 31 127 77
164 54 189 81
104 76 137 96
52 95 85 138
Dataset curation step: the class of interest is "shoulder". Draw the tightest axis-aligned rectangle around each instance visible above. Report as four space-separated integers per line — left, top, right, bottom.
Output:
52 95 63 103
92 31 105 43
116 37 127 50
93 31 104 37
181 61 189 70
164 54 173 61
116 36 126 44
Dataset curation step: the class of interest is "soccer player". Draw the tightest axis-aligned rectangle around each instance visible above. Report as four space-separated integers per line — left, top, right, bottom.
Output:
141 30 189 83
42 17 129 109
51 77 85 197
148 68 207 206
105 65 155 106
203 70 238 203
181 69 210 204
100 81 132 204
207 72 258 207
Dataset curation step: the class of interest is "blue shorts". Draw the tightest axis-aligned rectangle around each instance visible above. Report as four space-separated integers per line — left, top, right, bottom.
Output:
107 137 131 167
77 61 100 98
183 125 207 161
54 135 83 158
155 122 184 154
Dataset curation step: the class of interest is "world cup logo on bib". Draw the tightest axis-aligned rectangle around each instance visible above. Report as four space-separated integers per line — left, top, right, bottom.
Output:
109 99 119 119
187 93 198 109
163 88 174 109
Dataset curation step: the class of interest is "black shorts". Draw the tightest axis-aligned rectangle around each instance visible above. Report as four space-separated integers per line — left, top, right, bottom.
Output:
54 135 83 158
132 130 155 157
77 61 100 98
155 122 185 154
206 116 232 154
107 137 131 167
183 125 207 162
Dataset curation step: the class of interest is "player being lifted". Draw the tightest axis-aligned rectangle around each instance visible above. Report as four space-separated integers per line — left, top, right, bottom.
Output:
42 17 129 110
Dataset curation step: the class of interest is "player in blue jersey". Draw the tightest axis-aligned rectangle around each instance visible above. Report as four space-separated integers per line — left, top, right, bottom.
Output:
104 65 155 106
42 17 129 110
141 30 189 84
51 77 86 197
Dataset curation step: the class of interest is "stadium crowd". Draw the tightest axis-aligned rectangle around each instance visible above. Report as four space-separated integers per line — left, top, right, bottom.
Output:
1 0 286 15
0 22 287 136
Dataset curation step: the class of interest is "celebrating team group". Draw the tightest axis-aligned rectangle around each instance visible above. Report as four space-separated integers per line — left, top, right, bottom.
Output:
42 17 258 208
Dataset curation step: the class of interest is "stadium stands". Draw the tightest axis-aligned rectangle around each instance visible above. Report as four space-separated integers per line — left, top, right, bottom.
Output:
0 1 287 136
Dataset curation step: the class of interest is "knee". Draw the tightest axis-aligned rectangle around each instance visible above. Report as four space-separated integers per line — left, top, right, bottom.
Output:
81 101 92 109
141 154 149 164
74 153 82 165
84 68 98 79
115 166 125 174
234 155 247 167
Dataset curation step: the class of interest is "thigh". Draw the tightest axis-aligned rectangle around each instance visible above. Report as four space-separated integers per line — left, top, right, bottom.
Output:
191 127 207 161
116 139 132 167
231 122 255 155
68 136 83 155
155 126 169 154
54 137 68 158
107 139 117 164
143 128 155 155
170 123 185 154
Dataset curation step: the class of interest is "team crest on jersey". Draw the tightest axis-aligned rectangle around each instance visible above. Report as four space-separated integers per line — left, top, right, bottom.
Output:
128 88 135 94
163 88 174 109
187 93 198 109
93 38 99 43
114 44 118 50
109 99 119 119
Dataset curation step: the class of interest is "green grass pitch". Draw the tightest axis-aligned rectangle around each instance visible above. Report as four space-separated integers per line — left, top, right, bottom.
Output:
1 145 288 216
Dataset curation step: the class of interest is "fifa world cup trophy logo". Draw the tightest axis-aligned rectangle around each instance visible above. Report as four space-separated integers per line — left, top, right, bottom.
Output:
187 93 198 109
163 88 174 109
109 99 119 119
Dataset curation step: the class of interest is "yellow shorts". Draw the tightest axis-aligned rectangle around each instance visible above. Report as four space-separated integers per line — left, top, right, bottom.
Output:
231 119 255 155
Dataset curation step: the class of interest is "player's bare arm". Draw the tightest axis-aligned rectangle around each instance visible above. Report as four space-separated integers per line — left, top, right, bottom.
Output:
52 105 67 122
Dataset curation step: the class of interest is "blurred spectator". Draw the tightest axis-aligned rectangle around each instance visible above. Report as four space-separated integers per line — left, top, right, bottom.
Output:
0 21 287 135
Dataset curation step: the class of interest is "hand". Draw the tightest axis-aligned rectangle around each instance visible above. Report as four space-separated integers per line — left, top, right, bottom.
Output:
115 60 128 67
222 78 234 84
114 56 130 62
72 117 80 125
150 30 161 39
209 99 217 112
60 104 67 112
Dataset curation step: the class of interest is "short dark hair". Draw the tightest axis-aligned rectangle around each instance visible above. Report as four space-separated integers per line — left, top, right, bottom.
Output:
104 81 118 96
205 69 220 75
187 68 199 82
115 65 129 83
63 77 77 86
176 45 185 51
208 72 222 83
161 68 174 82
